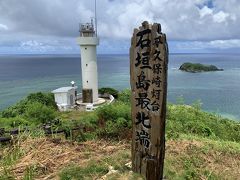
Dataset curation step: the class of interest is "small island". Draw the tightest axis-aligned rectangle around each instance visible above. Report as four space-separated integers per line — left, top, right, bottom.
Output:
179 62 224 73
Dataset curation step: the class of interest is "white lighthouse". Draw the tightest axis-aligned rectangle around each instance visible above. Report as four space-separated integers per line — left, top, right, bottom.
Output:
77 20 99 103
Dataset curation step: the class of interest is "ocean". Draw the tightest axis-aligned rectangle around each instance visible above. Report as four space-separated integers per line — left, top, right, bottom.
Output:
0 54 239 120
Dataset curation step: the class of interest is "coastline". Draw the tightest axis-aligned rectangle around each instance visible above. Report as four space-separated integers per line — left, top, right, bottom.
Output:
1 53 240 120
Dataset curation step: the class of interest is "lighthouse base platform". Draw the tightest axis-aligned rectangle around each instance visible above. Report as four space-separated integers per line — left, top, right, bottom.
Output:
74 94 115 111
76 98 106 106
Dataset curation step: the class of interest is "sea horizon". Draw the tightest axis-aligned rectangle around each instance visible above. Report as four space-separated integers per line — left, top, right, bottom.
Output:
0 53 240 120
1 52 240 56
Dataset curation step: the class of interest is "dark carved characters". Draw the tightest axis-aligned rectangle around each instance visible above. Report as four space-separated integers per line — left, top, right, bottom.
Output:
131 22 168 179
151 89 161 100
153 63 163 74
151 101 160 111
136 71 150 91
153 49 162 62
133 24 165 149
136 130 150 148
135 112 151 129
135 52 151 69
136 29 151 49
135 93 150 110
152 76 162 87
154 36 162 47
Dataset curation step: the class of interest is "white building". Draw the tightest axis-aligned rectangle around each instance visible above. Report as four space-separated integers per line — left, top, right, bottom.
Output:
77 21 99 103
52 87 76 111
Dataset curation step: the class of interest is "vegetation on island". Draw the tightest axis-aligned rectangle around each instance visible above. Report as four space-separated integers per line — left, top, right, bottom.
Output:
98 87 119 98
179 62 224 73
0 88 240 179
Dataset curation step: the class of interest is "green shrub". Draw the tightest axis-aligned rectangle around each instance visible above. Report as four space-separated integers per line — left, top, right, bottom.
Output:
0 117 29 129
1 99 28 118
97 117 131 139
166 104 240 142
96 102 131 139
116 117 131 128
24 102 56 124
99 87 119 98
118 89 131 104
79 113 98 128
1 92 57 119
96 102 131 122
26 92 57 109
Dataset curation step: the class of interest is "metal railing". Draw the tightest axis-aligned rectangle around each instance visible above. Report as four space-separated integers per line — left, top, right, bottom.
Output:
79 23 96 37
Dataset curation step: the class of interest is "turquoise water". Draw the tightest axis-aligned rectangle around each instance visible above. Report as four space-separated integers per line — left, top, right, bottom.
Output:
0 54 239 120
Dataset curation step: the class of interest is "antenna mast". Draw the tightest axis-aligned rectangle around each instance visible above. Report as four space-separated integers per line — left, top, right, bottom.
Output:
95 0 97 36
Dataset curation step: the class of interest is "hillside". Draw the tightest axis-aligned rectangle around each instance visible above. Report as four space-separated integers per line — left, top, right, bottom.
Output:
0 90 240 179
1 136 240 179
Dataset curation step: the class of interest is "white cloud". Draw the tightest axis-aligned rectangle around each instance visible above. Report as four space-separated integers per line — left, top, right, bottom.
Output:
176 39 240 50
1 0 240 53
1 0 240 41
19 40 55 52
18 39 76 53
209 39 240 49
0 23 8 31
199 6 213 18
94 0 240 41
213 11 229 23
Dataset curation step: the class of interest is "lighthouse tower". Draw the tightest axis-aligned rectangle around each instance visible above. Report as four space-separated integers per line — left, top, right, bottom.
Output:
77 20 99 103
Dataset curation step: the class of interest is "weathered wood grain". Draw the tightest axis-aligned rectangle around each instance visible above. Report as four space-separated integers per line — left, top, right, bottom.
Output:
130 21 168 180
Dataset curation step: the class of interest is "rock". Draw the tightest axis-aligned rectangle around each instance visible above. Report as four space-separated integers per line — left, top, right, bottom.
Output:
99 166 119 180
125 161 132 169
179 62 223 73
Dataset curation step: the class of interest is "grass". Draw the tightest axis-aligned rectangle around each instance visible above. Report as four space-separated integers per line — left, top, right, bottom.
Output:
166 104 240 142
164 136 240 179
0 89 240 179
0 138 134 179
0 135 238 179
58 143 142 180
0 145 24 179
180 134 240 154
23 165 38 180
1 125 240 180
59 161 109 180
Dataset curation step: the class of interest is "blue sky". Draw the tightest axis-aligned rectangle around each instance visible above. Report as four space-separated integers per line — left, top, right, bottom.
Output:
0 0 240 54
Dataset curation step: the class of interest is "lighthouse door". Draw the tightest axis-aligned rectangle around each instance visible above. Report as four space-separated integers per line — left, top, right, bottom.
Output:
70 95 74 105
82 89 93 103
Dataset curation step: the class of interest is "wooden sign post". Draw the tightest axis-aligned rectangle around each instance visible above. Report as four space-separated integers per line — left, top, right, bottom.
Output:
130 21 168 180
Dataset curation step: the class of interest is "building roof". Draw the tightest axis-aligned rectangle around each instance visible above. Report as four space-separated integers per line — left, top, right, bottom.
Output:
52 87 75 93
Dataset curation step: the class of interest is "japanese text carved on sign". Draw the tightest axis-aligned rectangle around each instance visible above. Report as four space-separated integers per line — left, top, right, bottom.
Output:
130 21 168 179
